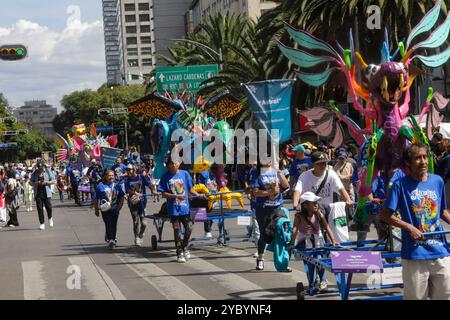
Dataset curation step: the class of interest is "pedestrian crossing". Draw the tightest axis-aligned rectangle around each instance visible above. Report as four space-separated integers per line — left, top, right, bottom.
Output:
15 246 307 300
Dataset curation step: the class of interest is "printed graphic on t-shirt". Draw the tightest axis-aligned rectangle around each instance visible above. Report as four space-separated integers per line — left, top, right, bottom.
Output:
105 186 117 203
411 190 440 233
261 175 278 206
297 163 310 174
169 178 186 206
206 178 218 194
312 183 331 199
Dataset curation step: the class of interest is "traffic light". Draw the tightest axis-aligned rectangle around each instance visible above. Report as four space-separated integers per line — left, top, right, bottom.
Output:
0 44 28 61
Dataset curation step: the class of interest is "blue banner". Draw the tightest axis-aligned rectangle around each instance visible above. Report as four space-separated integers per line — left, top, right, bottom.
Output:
96 126 113 133
243 79 294 143
101 147 122 170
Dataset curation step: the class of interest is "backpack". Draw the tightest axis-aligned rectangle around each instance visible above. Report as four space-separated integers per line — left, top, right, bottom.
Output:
264 208 288 244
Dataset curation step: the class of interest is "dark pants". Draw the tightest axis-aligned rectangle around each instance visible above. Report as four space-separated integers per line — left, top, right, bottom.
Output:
101 209 120 242
6 202 19 226
36 197 52 224
129 204 147 238
71 184 79 203
171 215 192 255
255 205 280 255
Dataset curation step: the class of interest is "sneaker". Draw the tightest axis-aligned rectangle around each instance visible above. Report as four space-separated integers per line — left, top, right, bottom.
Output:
318 282 328 292
108 240 116 249
205 232 213 238
8 224 16 228
256 259 264 270
49 218 54 228
135 238 142 247
39 224 45 230
177 255 186 263
183 250 191 260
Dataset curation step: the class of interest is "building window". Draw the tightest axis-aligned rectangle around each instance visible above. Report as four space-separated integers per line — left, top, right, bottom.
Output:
141 36 151 44
126 26 137 33
127 47 138 56
141 47 152 55
124 4 135 11
128 59 139 67
126 37 137 45
139 14 150 22
125 15 136 22
138 3 150 11
140 25 151 33
142 58 152 66
131 74 140 80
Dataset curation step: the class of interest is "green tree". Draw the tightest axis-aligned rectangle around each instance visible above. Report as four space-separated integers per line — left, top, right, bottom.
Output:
8 130 56 161
53 84 147 150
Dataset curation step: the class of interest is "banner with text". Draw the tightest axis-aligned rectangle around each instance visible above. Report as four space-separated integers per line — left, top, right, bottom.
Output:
101 147 122 169
243 80 294 143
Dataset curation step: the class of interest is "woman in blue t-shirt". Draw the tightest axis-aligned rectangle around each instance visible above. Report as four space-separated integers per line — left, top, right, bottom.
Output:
251 159 289 270
94 169 125 249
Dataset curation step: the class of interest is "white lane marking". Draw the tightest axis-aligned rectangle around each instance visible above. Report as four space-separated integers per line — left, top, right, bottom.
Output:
22 261 47 300
116 252 205 300
68 257 126 300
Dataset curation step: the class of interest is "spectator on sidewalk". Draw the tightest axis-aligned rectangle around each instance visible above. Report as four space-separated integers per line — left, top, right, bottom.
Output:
30 162 56 230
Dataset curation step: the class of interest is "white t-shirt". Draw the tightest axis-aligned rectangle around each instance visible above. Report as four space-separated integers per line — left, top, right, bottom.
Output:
294 169 344 207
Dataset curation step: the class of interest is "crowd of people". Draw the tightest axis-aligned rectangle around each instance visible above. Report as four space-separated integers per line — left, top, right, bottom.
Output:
1 127 449 300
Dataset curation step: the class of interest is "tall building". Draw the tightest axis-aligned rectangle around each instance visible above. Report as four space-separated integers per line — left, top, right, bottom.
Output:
102 0 125 86
102 0 157 85
188 0 278 31
153 0 192 66
120 0 156 83
13 101 57 136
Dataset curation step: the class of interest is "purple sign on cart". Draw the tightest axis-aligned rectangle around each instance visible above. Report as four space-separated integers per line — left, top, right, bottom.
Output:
331 251 383 273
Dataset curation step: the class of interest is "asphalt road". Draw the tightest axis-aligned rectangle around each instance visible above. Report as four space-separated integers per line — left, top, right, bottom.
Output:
0 195 405 300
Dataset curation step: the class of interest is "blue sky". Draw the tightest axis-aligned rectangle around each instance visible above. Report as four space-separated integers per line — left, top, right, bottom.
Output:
0 1 106 111
0 0 103 31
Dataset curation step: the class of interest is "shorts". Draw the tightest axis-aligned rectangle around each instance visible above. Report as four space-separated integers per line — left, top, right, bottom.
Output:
170 214 191 224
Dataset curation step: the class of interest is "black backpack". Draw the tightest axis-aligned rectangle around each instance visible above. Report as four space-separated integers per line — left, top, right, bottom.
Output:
264 208 287 244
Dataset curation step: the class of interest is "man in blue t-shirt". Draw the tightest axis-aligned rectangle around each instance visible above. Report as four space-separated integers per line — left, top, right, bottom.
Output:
111 157 127 183
289 145 312 193
158 158 203 263
381 143 450 300
65 164 79 205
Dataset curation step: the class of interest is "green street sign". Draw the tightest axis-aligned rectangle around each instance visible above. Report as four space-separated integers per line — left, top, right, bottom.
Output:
156 64 219 93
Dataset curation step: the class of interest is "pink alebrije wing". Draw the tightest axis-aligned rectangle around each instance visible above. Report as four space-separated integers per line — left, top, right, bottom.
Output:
108 135 118 148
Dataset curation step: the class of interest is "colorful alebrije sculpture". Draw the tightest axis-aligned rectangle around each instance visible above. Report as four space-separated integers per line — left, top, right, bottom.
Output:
128 90 242 180
278 0 449 230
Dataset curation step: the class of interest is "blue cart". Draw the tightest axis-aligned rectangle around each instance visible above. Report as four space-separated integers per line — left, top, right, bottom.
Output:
294 230 450 300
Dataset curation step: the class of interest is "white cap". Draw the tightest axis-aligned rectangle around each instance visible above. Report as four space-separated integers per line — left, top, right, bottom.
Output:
300 191 321 204
439 123 450 140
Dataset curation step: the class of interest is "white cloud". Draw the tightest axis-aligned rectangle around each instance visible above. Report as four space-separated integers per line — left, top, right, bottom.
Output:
0 18 106 111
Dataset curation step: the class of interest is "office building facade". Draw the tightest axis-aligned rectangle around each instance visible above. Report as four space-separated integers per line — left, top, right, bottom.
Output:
13 101 57 136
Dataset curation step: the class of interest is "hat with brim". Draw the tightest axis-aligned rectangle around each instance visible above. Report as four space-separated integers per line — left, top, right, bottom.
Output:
311 151 328 163
292 145 306 152
301 192 321 204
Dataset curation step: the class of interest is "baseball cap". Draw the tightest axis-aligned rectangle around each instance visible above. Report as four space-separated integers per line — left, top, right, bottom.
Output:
311 151 328 163
337 150 347 159
300 192 321 204
126 164 135 170
292 145 306 152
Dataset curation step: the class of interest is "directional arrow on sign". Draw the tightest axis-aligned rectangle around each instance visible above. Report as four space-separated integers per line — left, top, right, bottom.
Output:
159 74 165 83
